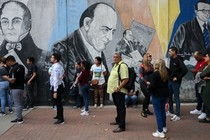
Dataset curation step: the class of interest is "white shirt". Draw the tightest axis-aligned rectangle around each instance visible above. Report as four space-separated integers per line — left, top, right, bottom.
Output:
50 62 64 92
90 64 106 85
196 17 207 32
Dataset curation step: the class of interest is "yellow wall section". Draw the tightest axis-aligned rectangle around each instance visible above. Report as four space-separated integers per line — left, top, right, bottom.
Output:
148 0 180 55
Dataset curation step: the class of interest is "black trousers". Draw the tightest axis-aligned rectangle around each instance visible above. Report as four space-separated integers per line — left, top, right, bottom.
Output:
51 85 64 121
112 92 126 129
140 82 151 111
24 83 35 108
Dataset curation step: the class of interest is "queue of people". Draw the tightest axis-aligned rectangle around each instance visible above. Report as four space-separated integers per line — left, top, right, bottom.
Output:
1 48 210 139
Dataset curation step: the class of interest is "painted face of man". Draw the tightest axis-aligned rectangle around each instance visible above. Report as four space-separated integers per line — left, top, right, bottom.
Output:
124 30 133 42
86 4 117 52
196 2 210 22
0 2 29 43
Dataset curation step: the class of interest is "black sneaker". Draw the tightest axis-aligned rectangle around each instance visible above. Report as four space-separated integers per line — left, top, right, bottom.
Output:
146 109 153 115
141 111 147 118
54 120 64 124
53 116 58 119
8 109 14 114
11 118 24 124
29 106 34 110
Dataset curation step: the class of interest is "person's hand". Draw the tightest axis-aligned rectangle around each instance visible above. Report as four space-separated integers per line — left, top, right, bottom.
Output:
114 87 120 92
27 81 31 85
173 77 177 81
204 77 210 80
53 92 57 99
146 81 150 85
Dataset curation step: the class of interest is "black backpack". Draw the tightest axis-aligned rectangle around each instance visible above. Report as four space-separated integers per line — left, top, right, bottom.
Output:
118 62 136 90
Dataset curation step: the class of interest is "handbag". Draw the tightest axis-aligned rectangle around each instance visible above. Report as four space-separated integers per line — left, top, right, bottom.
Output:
91 79 99 86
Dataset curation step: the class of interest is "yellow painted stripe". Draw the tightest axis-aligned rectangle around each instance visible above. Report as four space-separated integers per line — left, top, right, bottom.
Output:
148 0 180 55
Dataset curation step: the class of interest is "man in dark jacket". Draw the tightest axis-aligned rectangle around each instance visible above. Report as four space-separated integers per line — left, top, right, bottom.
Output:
168 46 188 121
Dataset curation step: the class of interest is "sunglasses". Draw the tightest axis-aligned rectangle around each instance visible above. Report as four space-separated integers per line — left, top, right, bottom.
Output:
147 55 152 57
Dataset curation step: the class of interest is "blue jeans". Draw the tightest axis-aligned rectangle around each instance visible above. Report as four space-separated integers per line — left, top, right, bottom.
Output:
0 81 9 113
152 96 167 132
80 84 89 111
195 84 204 111
7 90 13 110
168 80 181 116
125 95 138 106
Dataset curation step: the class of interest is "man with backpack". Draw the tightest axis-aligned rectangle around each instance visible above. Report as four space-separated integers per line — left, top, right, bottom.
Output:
5 55 25 124
107 52 129 133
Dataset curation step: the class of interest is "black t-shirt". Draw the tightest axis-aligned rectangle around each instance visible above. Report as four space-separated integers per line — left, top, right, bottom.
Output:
26 64 37 82
9 63 25 89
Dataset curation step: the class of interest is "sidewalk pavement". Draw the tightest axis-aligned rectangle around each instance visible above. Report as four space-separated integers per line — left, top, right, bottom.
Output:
0 104 210 140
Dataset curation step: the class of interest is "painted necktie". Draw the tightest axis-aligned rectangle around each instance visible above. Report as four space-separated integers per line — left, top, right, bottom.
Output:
203 23 209 48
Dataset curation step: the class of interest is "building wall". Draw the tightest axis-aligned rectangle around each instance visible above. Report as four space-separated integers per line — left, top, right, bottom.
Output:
0 0 207 104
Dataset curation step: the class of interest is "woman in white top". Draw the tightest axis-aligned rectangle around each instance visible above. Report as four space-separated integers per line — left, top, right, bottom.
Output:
90 56 107 109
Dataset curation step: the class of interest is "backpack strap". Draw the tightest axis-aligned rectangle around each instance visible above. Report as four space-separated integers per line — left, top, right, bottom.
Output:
117 62 127 86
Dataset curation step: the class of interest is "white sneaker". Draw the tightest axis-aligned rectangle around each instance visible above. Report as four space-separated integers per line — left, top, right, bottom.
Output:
80 111 89 116
152 130 165 138
190 109 201 115
94 104 97 109
0 112 6 117
99 104 103 109
81 108 85 112
81 109 89 113
166 111 175 117
198 113 206 120
163 127 167 133
170 115 180 121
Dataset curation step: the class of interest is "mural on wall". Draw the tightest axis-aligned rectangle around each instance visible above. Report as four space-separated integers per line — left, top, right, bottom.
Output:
0 1 49 70
0 0 50 101
51 0 159 93
115 20 155 67
52 2 117 85
0 0 163 103
169 0 210 63
167 0 210 99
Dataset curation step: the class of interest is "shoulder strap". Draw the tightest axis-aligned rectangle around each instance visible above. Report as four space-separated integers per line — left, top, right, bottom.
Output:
117 62 128 85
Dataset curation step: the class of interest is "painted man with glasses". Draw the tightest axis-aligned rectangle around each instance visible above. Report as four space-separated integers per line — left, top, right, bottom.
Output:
170 0 210 61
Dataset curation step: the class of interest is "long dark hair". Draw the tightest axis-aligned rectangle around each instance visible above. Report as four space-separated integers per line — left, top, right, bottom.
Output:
82 61 90 70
